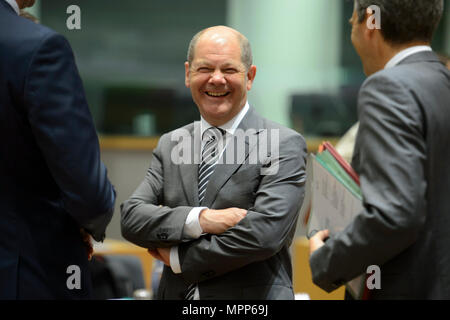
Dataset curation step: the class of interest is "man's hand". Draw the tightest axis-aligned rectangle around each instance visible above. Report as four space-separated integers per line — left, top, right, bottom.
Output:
148 247 171 266
199 207 247 234
309 229 329 256
80 228 93 260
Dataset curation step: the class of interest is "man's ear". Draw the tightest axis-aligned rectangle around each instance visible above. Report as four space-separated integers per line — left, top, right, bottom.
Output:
246 65 257 91
184 62 190 88
363 11 377 40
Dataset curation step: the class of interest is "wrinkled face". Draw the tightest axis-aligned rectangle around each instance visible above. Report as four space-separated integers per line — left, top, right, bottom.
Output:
185 31 256 126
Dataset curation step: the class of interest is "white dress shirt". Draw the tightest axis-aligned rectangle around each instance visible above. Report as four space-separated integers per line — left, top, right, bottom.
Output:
177 101 250 241
384 45 432 69
169 101 250 299
4 0 19 14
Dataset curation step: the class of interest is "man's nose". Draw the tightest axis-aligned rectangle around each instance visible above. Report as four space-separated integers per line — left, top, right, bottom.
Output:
209 70 226 85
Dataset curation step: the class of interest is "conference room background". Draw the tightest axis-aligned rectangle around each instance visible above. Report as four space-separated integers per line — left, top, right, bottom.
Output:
26 0 450 240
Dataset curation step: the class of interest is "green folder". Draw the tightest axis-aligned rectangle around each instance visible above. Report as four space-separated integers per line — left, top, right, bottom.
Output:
315 150 362 200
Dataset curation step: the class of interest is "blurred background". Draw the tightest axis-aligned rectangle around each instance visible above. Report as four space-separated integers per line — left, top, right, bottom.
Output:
29 0 450 239
26 0 449 240
25 0 449 300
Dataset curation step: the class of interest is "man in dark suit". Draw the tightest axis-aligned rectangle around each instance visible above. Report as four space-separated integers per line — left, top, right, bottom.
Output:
0 0 116 299
309 0 450 299
121 26 307 299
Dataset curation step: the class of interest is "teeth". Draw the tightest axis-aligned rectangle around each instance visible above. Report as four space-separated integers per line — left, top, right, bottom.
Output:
206 92 228 97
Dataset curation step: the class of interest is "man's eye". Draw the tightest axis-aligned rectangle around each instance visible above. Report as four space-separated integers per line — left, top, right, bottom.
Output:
224 68 237 73
198 67 212 72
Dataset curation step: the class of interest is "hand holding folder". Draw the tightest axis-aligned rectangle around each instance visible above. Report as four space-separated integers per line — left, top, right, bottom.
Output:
301 141 369 300
301 141 362 238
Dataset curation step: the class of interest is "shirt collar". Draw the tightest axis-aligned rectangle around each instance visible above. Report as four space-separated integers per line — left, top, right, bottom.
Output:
201 101 250 138
4 0 20 15
384 45 432 69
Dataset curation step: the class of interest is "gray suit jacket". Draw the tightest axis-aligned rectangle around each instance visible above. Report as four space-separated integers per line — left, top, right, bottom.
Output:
121 107 307 299
310 51 450 299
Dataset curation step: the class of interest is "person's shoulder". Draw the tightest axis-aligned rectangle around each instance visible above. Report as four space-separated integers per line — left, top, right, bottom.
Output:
257 112 304 141
168 122 196 136
358 69 407 102
3 16 68 60
253 112 306 153
362 58 442 92
8 13 56 42
158 122 197 146
361 68 398 88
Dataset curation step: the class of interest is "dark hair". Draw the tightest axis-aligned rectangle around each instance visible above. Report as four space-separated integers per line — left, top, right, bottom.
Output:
354 0 444 45
187 26 253 70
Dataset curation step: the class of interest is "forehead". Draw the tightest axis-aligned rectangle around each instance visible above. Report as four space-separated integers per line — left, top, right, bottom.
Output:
193 32 242 63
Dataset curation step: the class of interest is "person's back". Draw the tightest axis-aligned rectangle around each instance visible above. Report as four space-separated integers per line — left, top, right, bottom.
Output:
0 1 115 299
356 53 450 298
309 0 450 299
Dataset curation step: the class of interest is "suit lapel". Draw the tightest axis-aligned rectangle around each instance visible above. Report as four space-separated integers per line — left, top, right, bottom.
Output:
0 0 16 14
178 122 201 206
201 107 264 208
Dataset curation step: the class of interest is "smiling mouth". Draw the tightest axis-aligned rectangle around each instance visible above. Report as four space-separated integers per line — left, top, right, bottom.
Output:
205 91 230 97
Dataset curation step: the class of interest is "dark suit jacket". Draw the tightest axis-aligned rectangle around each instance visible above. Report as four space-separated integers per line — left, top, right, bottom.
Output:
0 1 115 299
310 51 450 299
121 107 307 299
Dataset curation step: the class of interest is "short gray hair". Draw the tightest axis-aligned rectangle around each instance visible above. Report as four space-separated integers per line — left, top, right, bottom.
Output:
354 0 444 44
186 27 253 70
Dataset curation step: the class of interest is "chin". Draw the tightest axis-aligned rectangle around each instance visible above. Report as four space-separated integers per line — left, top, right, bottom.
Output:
204 103 230 115
201 107 232 125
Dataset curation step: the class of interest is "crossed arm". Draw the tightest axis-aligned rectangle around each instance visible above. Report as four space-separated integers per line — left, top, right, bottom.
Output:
148 207 248 266
121 132 307 282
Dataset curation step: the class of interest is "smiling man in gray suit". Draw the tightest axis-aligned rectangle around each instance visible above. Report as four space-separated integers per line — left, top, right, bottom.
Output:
309 0 450 299
121 26 307 300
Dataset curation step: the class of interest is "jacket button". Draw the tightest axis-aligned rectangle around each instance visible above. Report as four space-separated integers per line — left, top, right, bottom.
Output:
157 233 168 240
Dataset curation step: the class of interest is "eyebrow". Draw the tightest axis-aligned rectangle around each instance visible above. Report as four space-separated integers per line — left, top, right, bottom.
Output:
193 60 241 69
194 60 213 67
221 63 239 69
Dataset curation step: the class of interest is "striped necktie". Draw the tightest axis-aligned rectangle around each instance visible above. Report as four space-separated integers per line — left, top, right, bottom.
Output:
185 127 224 300
198 127 224 205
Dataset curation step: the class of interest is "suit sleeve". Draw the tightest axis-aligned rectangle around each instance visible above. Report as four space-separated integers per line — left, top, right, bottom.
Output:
177 132 307 284
24 32 115 242
309 73 427 292
120 134 193 249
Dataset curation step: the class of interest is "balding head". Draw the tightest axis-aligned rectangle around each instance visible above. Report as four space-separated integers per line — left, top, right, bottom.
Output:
184 25 257 127
187 26 253 70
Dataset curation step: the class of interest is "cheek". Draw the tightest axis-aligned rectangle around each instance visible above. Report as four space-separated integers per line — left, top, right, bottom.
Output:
190 75 209 90
228 77 248 93
351 30 361 52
